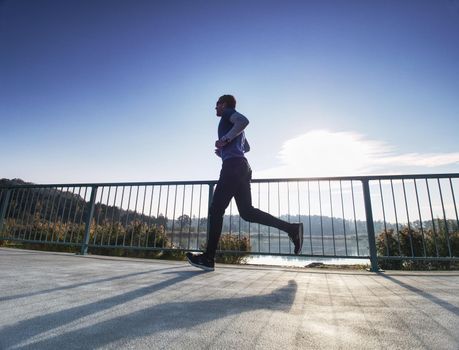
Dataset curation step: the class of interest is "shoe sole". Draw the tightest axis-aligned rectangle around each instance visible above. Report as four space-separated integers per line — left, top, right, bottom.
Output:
186 256 215 271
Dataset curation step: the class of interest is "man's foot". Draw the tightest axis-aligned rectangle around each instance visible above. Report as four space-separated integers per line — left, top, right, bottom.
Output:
288 223 303 255
186 252 215 271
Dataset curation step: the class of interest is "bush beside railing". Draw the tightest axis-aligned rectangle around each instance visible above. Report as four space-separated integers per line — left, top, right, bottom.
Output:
376 222 459 269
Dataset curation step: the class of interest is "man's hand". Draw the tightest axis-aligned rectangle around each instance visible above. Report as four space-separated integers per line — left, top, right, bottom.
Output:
215 149 222 158
215 137 230 149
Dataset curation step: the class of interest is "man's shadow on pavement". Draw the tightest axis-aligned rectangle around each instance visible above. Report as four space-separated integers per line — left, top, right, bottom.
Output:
11 275 297 350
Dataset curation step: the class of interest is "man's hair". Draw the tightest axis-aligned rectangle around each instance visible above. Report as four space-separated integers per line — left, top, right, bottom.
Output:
217 94 236 109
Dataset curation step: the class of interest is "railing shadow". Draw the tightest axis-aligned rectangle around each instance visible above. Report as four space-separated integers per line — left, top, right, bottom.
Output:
4 277 297 350
377 273 459 317
0 270 201 349
0 265 184 302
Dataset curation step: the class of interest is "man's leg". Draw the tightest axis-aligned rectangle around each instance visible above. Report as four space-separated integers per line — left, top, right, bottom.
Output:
204 167 241 259
187 161 245 270
234 168 291 231
234 167 303 254
206 180 239 258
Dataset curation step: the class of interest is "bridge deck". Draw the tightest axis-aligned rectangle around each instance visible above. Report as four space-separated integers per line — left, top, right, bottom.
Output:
0 248 458 349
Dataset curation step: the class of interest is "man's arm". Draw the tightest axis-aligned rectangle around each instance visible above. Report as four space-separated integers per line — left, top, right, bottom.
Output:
216 112 249 148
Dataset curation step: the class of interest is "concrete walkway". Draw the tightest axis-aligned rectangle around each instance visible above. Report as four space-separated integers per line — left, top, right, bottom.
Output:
0 248 458 350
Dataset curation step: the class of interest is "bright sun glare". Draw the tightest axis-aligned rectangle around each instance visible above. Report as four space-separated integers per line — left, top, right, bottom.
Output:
278 130 388 177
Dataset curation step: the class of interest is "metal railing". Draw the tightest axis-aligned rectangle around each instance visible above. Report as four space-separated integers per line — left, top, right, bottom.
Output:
1 173 458 271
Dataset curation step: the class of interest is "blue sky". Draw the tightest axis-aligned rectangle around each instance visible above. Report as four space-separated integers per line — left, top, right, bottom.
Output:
1 0 458 184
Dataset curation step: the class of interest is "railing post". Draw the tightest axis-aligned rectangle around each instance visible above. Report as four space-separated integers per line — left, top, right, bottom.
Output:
362 179 380 272
206 183 215 245
80 186 98 255
0 189 12 234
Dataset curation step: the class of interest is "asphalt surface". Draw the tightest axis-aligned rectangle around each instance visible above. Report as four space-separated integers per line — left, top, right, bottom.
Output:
0 247 458 350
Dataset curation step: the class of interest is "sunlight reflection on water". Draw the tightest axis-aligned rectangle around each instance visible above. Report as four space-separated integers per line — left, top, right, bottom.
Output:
246 255 370 268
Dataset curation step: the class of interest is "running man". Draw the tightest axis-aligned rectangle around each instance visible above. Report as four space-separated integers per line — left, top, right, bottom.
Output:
187 95 303 271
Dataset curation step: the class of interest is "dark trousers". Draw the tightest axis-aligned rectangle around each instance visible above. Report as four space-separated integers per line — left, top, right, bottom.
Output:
205 157 291 258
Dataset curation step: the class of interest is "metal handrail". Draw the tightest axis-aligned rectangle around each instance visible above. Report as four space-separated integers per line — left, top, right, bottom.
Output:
1 173 458 189
1 173 458 272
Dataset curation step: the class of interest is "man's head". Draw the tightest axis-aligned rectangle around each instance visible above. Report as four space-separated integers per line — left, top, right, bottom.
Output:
215 94 236 117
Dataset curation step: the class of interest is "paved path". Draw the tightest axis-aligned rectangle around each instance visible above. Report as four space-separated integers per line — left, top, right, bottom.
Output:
0 248 458 350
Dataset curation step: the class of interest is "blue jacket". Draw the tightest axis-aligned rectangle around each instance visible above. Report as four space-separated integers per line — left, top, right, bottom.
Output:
218 108 250 161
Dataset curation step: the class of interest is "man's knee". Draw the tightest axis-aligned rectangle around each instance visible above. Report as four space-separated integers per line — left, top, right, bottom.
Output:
238 206 257 222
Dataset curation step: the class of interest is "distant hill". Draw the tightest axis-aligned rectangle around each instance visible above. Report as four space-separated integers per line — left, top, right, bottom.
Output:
0 178 32 186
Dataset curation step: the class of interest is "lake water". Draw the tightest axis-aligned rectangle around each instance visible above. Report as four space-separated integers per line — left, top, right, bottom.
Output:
246 255 370 268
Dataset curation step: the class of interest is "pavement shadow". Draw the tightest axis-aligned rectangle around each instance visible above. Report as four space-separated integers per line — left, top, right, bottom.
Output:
0 265 184 302
0 270 201 349
10 279 298 349
378 273 459 317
